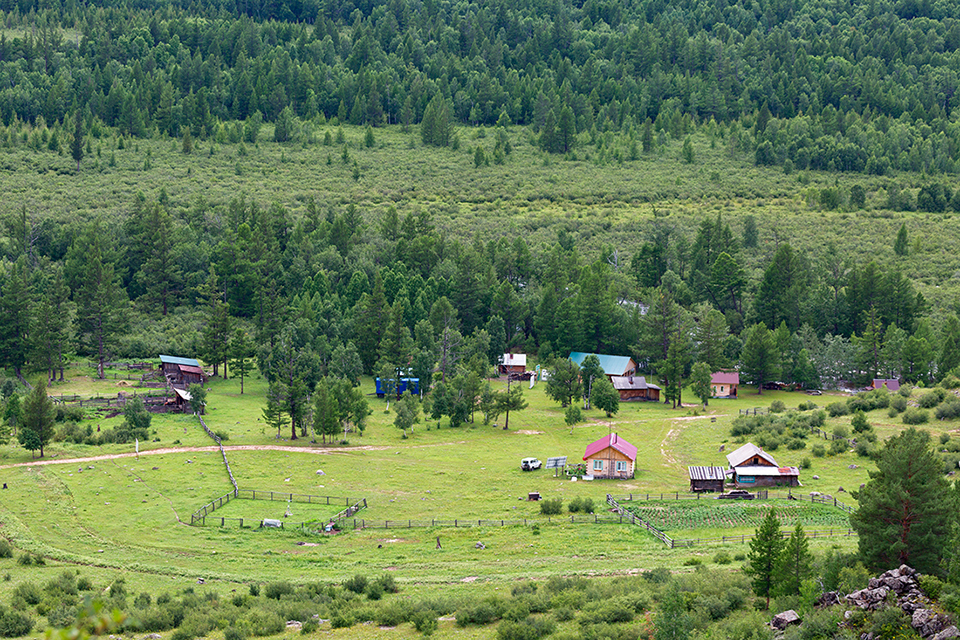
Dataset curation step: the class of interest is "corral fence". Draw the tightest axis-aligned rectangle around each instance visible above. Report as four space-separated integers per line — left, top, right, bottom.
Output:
338 513 631 530
606 491 858 548
189 489 366 526
51 391 169 408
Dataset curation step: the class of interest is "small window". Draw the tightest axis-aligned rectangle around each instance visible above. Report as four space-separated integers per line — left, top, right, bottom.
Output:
593 460 603 471
616 461 627 472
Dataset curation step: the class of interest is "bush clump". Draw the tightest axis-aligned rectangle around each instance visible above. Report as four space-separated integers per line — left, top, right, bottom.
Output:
539 498 563 516
935 398 960 420
902 407 929 424
827 402 849 417
567 497 595 514
0 541 11 559
919 389 946 408
0 608 33 638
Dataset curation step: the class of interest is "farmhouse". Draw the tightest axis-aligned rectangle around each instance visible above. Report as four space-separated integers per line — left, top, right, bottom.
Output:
582 433 636 479
872 378 901 391
569 352 637 378
160 355 208 389
688 466 726 492
711 372 739 398
726 442 800 488
498 353 527 375
611 375 661 402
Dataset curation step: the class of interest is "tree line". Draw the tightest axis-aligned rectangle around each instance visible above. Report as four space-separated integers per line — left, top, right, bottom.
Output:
2 0 960 174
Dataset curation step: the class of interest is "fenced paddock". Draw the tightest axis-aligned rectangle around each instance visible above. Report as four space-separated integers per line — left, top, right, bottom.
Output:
189 490 367 526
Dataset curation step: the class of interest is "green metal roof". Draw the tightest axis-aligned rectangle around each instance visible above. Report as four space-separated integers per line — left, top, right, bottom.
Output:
160 355 202 367
568 352 636 376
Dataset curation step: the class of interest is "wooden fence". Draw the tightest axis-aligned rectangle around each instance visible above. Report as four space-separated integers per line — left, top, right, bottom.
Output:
607 491 858 548
52 391 169 407
189 490 364 526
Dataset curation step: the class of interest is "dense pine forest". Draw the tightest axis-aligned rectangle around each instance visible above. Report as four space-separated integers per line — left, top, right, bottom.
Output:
2 0 960 429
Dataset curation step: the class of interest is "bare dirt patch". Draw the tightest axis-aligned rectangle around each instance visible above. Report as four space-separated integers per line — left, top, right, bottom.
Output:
514 430 543 435
461 576 479 582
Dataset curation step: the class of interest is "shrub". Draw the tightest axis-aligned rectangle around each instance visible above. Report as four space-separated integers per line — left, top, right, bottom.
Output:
457 599 504 626
787 438 806 450
365 582 383 600
224 627 247 640
299 620 318 634
567 497 583 513
811 444 826 457
769 400 786 413
797 401 817 411
0 610 33 637
713 552 732 565
16 554 32 566
683 558 702 566
411 608 438 636
641 567 672 583
343 575 367 594
375 602 410 626
539 498 563 516
497 616 555 640
263 581 294 599
800 457 811 469
13 582 42 605
77 576 93 591
833 425 849 438
935 398 960 420
829 439 848 455
247 611 284 636
581 497 595 513
47 605 76 629
919 575 944 600
855 441 877 458
902 407 929 424
375 573 398 594
941 433 952 445
919 391 943 408
827 402 848 417
899 386 913 397
890 395 908 412
248 584 260 597
851 411 870 433
0 541 10 559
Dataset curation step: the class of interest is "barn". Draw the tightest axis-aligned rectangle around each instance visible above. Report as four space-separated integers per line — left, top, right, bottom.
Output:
726 442 800 488
498 353 527 375
160 355 208 388
611 375 661 402
582 433 636 480
688 466 726 492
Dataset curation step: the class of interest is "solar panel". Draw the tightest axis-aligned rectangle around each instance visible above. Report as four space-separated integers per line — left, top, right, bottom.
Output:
545 456 567 469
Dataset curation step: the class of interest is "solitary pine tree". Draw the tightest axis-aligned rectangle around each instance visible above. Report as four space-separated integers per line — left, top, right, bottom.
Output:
71 110 84 170
690 361 712 407
741 323 779 394
746 508 784 609
591 376 619 417
851 428 955 575
21 382 55 458
894 223 909 256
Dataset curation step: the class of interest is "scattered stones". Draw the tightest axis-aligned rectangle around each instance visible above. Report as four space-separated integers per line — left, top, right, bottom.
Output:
316 470 325 475
848 464 859 469
812 475 820 480
770 610 801 630
285 621 302 630
815 591 841 608
475 541 486 549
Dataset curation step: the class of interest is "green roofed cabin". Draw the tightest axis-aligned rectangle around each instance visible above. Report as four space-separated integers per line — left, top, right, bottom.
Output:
568 352 638 379
159 355 208 388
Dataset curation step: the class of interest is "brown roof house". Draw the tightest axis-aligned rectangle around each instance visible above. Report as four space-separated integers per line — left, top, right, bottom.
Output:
583 433 637 480
611 375 661 402
688 466 726 492
711 372 739 398
872 378 901 392
726 443 799 488
160 355 208 388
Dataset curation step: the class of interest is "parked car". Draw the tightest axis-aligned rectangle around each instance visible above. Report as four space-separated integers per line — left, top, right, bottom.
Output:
520 457 542 471
718 489 754 500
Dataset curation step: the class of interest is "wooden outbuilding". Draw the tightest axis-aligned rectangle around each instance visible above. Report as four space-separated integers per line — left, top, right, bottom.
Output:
611 375 661 402
726 442 799 488
688 466 727 492
160 355 208 389
569 352 638 379
582 433 636 480
711 371 739 398
498 353 527 375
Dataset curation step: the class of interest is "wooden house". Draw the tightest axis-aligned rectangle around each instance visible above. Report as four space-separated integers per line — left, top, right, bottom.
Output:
498 353 527 375
688 466 726 492
872 378 901 392
726 442 799 488
711 372 739 398
611 375 661 402
582 433 636 480
160 355 208 389
569 352 637 379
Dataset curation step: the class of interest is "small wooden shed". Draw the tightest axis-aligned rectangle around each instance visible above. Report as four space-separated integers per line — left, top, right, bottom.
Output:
711 372 739 398
499 353 527 375
688 466 726 492
160 355 208 388
582 433 636 480
611 375 661 402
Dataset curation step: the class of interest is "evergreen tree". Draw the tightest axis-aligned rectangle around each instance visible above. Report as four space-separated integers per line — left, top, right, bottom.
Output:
393 391 421 437
740 323 780 394
690 361 712 407
579 354 604 410
746 508 784 609
32 266 74 382
938 315 960 379
71 109 84 171
851 428 956 575
662 332 690 408
494 383 527 430
199 273 231 377
894 223 909 257
421 92 452 147
120 396 152 441
313 377 340 443
136 204 181 316
654 583 691 640
187 383 207 416
853 306 884 380
774 523 812 597
229 329 254 394
74 223 127 379
21 381 54 458
681 136 694 164
0 257 33 382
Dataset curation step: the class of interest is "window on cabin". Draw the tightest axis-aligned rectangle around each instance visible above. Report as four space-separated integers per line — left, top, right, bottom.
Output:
593 460 603 471
616 461 627 472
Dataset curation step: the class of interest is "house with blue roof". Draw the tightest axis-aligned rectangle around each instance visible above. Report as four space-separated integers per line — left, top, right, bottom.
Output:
568 352 638 379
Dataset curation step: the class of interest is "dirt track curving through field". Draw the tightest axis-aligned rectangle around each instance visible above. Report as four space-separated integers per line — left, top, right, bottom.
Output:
0 444 391 469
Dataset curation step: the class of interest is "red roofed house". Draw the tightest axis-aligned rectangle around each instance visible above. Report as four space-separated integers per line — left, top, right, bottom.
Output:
583 433 637 479
711 372 739 398
872 378 901 392
726 442 799 488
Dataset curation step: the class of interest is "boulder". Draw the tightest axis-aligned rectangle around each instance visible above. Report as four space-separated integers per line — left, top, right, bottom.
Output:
815 591 842 608
912 609 954 638
932 626 960 640
770 610 801 630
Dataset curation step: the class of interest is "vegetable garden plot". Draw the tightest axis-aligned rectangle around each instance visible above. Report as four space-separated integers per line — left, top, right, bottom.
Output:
624 501 850 534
